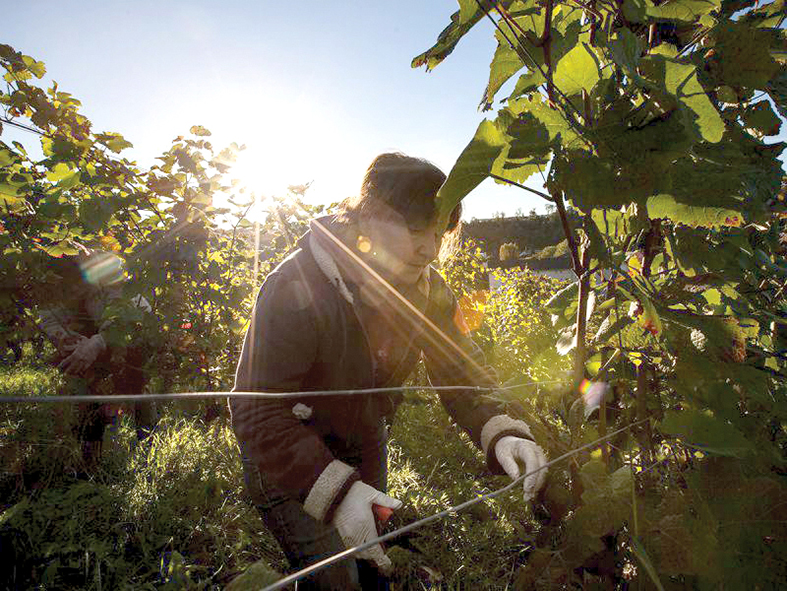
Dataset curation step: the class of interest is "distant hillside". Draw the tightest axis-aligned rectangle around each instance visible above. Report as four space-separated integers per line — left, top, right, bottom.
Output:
462 211 576 264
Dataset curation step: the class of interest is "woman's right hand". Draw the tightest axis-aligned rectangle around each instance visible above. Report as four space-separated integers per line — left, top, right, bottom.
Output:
331 481 402 574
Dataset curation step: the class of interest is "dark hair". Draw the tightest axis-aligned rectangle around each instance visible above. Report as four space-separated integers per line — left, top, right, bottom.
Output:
339 153 462 232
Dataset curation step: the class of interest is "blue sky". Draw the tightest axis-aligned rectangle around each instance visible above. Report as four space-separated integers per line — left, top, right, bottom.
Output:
6 0 550 220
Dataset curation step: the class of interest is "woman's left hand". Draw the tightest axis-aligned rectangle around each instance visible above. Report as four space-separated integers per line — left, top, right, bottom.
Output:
494 436 548 501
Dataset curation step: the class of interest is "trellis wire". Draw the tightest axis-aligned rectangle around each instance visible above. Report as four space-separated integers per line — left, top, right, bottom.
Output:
260 418 649 591
0 380 569 404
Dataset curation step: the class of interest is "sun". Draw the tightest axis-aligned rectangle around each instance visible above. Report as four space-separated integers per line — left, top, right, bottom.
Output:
231 145 304 204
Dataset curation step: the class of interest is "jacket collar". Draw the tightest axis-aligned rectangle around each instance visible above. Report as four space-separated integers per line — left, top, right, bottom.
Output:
308 219 355 304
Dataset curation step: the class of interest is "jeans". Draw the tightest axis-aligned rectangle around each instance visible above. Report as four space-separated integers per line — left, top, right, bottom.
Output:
241 428 389 590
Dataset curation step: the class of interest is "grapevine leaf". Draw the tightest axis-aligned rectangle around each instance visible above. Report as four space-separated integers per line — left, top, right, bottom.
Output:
622 0 647 22
412 1 494 71
21 55 46 79
645 0 721 23
99 133 133 153
640 55 725 143
608 29 643 77
630 537 666 591
661 409 753 457
766 66 787 119
508 70 546 100
739 0 785 27
647 193 743 229
46 241 81 257
706 22 781 90
594 314 634 343
553 42 601 97
45 163 74 182
740 101 782 137
508 94 581 146
189 125 212 137
545 280 579 320
436 119 508 224
492 108 553 184
0 143 19 167
482 39 524 109
550 150 621 210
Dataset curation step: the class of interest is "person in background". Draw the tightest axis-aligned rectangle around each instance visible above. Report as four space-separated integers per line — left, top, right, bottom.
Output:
230 153 548 590
38 246 156 472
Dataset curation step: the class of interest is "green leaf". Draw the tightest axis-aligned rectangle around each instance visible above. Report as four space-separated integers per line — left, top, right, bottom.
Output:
640 55 725 143
630 537 666 591
741 101 781 137
550 150 620 209
436 119 508 224
647 193 743 229
545 280 579 319
412 1 491 71
0 186 26 213
645 0 721 23
101 133 133 153
45 162 74 182
508 69 546 99
508 94 581 146
608 29 643 76
766 66 787 119
553 42 601 96
0 143 18 167
707 22 781 90
740 0 785 27
21 55 46 79
481 40 524 108
594 314 634 343
46 242 81 257
661 409 753 457
622 0 647 22
491 106 553 184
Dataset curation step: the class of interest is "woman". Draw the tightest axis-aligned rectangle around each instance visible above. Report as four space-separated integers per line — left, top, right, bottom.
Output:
230 153 547 589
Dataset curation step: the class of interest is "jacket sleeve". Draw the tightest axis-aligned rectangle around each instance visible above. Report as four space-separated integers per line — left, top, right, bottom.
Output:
38 306 74 344
230 268 358 522
421 274 535 475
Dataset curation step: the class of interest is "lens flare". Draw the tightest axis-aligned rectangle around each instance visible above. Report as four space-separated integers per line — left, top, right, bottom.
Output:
579 379 609 419
80 252 125 287
356 235 372 253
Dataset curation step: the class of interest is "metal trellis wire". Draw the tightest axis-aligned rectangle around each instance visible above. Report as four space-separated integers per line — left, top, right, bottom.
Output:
0 380 570 405
259 418 649 591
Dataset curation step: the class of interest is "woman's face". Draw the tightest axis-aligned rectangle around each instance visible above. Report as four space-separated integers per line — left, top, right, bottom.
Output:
358 214 443 286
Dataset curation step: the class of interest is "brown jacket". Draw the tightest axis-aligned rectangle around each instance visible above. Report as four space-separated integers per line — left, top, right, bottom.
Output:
230 218 533 522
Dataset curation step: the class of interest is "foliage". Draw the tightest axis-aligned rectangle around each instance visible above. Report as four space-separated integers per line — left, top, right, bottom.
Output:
0 43 333 409
0 365 284 590
418 0 787 588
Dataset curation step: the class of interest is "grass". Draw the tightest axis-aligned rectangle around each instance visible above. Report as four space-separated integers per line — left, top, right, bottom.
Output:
1 357 541 590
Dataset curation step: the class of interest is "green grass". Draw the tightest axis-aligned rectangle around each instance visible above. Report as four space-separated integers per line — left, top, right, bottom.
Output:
1 360 541 590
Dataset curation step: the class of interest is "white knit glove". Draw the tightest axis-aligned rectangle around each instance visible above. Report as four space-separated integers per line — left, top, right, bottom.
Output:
494 436 548 501
58 333 106 375
331 481 402 574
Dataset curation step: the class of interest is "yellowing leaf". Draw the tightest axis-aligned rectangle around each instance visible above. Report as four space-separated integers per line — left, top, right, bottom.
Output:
190 125 212 137
46 162 74 182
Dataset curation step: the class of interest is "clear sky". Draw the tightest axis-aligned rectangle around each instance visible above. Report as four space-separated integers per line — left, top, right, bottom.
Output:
6 0 552 221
